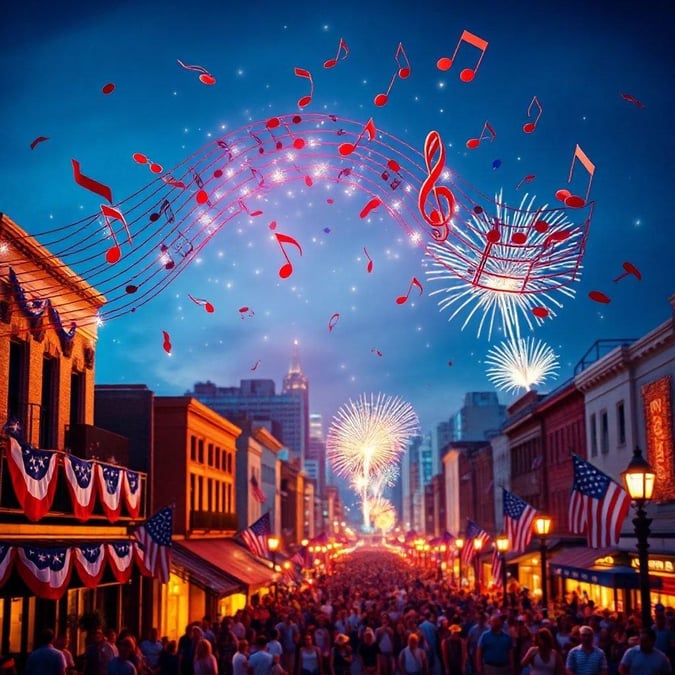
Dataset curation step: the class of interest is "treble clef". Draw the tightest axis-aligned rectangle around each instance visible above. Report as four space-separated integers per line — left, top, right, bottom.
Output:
417 130 456 242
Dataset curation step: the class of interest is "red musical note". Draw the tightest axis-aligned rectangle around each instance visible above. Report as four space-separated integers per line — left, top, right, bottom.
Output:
71 159 113 203
418 130 456 242
363 247 374 273
324 38 349 68
613 261 642 283
177 58 216 85
371 349 383 357
159 244 175 270
328 312 340 333
555 144 595 208
360 197 381 219
263 118 284 150
250 132 265 154
466 121 496 149
238 200 263 217
437 29 488 82
101 83 115 94
238 306 255 318
100 204 132 264
337 167 352 182
125 284 138 294
162 331 172 354
294 67 314 108
374 42 411 107
250 359 261 371
276 118 305 150
149 199 175 224
523 96 543 134
589 290 611 304
275 232 303 278
516 174 537 190
268 220 277 230
132 152 163 174
620 92 645 109
250 167 266 188
191 168 211 206
217 139 234 160
338 118 376 156
396 277 423 305
188 294 215 313
381 159 403 190
30 136 49 150
162 174 186 189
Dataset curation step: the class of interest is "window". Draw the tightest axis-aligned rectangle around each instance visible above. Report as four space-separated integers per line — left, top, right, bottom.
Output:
198 476 204 509
207 478 213 511
208 443 213 466
600 411 609 454
190 473 196 512
226 483 232 511
215 446 221 470
69 371 85 428
590 414 598 456
40 355 58 449
227 452 233 473
198 439 204 464
221 483 226 512
190 436 197 461
617 401 626 445
8 340 27 428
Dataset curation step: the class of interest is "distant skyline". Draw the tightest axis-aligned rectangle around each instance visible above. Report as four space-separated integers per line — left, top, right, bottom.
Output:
1 0 673 435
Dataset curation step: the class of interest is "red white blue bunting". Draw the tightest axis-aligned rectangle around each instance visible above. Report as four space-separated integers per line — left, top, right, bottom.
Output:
0 545 14 587
6 437 59 522
123 470 141 519
106 542 135 584
63 455 97 522
96 463 124 522
16 546 73 600
73 544 106 588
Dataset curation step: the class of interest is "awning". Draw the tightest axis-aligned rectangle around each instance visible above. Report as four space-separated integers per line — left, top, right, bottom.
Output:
172 544 242 596
550 547 642 589
176 539 275 593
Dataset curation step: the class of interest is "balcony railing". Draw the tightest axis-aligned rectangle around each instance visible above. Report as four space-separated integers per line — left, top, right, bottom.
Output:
189 510 238 532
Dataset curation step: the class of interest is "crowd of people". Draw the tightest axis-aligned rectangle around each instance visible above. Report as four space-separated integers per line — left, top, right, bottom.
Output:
21 547 675 675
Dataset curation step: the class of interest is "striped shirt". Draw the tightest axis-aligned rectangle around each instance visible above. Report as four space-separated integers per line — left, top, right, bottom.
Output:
565 645 608 675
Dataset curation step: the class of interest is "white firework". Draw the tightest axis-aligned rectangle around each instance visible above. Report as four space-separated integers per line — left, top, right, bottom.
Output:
425 191 585 340
485 337 560 394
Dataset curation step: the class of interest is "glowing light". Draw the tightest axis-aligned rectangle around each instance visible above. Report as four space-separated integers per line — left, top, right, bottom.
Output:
485 337 560 394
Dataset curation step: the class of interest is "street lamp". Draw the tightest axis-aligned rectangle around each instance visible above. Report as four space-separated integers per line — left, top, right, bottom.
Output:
268 535 280 597
455 537 465 585
473 536 484 593
495 533 509 605
622 446 656 628
533 514 552 617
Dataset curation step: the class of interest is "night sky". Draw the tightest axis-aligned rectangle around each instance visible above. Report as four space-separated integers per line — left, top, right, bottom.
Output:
1 0 673 434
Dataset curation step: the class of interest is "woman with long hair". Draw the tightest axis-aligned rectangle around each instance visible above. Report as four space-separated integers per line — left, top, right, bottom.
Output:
520 628 563 675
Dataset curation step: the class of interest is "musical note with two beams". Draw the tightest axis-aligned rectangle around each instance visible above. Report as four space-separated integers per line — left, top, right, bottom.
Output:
437 29 488 82
418 130 456 243
466 121 496 149
294 67 314 108
324 38 349 68
396 277 423 305
523 96 543 133
132 152 163 174
71 159 113 203
374 43 411 107
149 199 175 224
339 118 376 156
275 232 303 278
101 204 132 264
555 144 595 208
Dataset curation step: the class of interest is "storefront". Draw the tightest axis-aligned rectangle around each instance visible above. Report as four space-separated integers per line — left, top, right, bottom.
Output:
630 552 675 610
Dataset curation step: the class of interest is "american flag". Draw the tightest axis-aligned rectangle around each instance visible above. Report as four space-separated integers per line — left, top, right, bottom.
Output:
135 506 173 583
490 546 503 587
250 474 267 503
569 454 631 548
237 511 271 558
503 489 537 553
460 520 490 565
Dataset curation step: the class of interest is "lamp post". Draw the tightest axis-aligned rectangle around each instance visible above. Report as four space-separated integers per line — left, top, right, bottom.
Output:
438 544 447 582
533 514 552 618
495 533 509 606
622 446 656 629
473 536 484 593
268 535 280 598
455 537 464 586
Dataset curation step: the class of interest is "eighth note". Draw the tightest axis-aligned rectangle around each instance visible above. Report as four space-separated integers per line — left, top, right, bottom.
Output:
374 42 411 107
338 118 376 156
466 121 496 149
396 277 423 305
150 199 175 224
324 38 349 68
100 204 131 264
363 247 374 274
275 232 303 279
294 67 314 108
555 144 595 208
522 96 543 134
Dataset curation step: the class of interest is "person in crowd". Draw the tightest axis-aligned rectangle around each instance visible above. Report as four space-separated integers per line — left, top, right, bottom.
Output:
248 636 273 675
653 604 675 667
232 640 249 675
520 627 564 675
618 628 671 675
398 632 428 675
107 636 139 675
54 633 77 674
140 628 164 674
376 613 396 675
25 628 67 675
441 624 467 675
475 615 513 675
158 640 179 675
298 632 323 675
276 615 300 675
358 628 380 675
565 625 608 675
194 638 218 675
331 634 353 675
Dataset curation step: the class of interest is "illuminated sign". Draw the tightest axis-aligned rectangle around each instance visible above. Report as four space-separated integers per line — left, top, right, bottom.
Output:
631 558 675 573
642 376 674 502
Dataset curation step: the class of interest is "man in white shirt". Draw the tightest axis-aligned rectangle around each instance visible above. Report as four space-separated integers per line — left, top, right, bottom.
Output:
233 639 250 675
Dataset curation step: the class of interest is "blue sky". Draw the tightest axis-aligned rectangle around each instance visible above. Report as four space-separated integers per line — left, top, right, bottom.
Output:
1 0 673 434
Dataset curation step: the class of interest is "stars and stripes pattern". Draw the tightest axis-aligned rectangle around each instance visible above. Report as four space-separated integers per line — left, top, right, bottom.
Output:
73 544 106 588
135 506 173 583
250 474 267 504
460 520 490 565
569 454 631 548
16 546 73 600
490 546 503 588
106 542 135 584
63 455 96 521
96 463 124 522
237 512 271 558
503 489 537 553
123 470 141 518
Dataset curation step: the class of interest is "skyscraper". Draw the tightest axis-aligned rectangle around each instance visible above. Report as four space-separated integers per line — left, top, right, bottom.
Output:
282 341 310 469
306 413 327 495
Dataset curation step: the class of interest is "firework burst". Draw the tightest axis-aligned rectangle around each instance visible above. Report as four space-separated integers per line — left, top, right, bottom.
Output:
425 191 587 339
485 337 560 394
